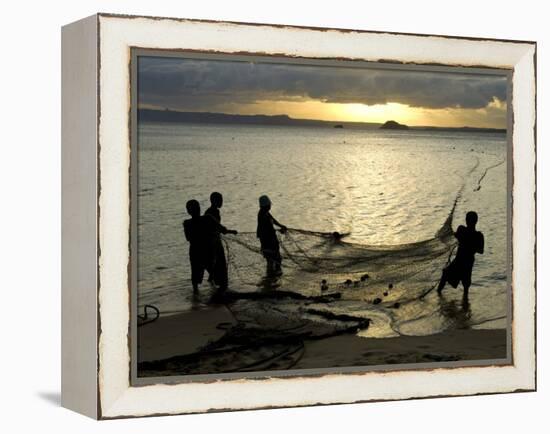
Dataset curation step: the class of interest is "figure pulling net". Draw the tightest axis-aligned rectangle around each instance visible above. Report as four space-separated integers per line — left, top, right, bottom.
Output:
222 195 459 309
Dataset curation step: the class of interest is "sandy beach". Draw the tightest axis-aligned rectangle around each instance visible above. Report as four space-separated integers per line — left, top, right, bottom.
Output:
137 303 507 378
294 328 507 369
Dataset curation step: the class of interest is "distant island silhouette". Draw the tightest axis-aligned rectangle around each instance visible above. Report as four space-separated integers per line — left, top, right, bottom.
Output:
138 108 506 133
380 120 409 130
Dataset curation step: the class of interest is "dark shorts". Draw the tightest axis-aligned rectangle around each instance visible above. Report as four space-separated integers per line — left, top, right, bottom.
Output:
443 257 474 288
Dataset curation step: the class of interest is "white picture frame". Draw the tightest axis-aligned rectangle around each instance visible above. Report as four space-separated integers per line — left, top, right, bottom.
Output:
61 13 536 419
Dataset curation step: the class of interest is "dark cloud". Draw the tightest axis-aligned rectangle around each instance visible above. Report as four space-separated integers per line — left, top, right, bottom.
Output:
138 56 507 112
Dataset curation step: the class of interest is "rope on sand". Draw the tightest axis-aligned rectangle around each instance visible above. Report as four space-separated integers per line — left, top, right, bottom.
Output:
138 304 160 327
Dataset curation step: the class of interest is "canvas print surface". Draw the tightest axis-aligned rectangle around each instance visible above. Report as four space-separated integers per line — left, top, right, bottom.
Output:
134 54 510 379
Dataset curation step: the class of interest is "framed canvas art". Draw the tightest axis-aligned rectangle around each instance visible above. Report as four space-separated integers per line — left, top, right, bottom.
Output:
61 13 536 419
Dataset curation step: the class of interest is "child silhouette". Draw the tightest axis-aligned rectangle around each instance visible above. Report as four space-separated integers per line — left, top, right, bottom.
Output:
257 195 287 276
437 211 484 300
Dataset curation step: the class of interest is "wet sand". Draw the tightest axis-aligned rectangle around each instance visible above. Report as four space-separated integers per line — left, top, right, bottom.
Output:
137 306 507 377
138 305 237 363
294 328 507 369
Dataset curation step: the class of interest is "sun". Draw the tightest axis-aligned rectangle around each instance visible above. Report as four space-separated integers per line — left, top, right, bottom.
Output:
214 98 506 128
331 102 421 124
237 99 422 125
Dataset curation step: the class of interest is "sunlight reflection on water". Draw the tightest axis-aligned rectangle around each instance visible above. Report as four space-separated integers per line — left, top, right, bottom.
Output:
137 123 508 335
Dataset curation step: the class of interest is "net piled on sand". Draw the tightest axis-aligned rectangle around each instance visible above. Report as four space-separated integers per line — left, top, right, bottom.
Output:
139 201 459 376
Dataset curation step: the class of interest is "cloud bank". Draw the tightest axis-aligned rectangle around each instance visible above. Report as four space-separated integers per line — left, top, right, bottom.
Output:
138 56 507 116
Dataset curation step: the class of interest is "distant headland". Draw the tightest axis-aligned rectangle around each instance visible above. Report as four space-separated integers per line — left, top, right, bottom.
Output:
380 120 409 130
138 109 506 134
380 119 506 134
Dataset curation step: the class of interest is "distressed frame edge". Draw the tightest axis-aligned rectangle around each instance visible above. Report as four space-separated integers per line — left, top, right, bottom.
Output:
94 11 537 46
94 14 537 419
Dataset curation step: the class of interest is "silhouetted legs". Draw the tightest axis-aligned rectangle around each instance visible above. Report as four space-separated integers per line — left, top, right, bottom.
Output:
461 292 470 311
211 242 228 291
262 248 282 277
189 248 205 294
437 267 471 307
266 257 281 276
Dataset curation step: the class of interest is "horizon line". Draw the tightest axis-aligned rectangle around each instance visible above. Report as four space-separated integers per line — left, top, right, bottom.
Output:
138 106 507 131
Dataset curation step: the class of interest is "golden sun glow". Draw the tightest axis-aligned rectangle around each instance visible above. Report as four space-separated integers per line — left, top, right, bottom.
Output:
211 98 506 129
331 102 422 125
150 96 507 129
229 100 421 124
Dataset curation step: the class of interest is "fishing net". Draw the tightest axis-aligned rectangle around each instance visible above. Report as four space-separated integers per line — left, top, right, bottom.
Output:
218 151 502 311
138 155 506 375
222 196 458 306
139 202 459 375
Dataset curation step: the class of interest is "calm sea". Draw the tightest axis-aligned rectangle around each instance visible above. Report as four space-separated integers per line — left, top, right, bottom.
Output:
137 122 508 336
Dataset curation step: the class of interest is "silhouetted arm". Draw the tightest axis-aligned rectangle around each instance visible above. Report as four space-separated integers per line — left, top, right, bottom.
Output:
216 222 236 235
204 213 226 233
221 222 238 235
454 225 466 242
205 214 237 235
183 221 192 242
477 233 485 254
271 214 287 232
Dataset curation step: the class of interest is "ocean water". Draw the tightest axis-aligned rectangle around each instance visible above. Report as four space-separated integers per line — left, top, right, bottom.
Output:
137 122 508 337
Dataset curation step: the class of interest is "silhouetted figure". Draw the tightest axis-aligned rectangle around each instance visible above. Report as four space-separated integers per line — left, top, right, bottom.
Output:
182 199 211 293
204 192 238 292
257 195 287 276
437 211 484 300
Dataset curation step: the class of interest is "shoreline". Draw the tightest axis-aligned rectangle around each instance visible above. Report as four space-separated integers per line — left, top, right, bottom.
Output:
137 307 507 377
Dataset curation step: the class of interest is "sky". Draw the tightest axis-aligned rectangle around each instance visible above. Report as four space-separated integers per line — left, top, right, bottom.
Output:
138 56 508 128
